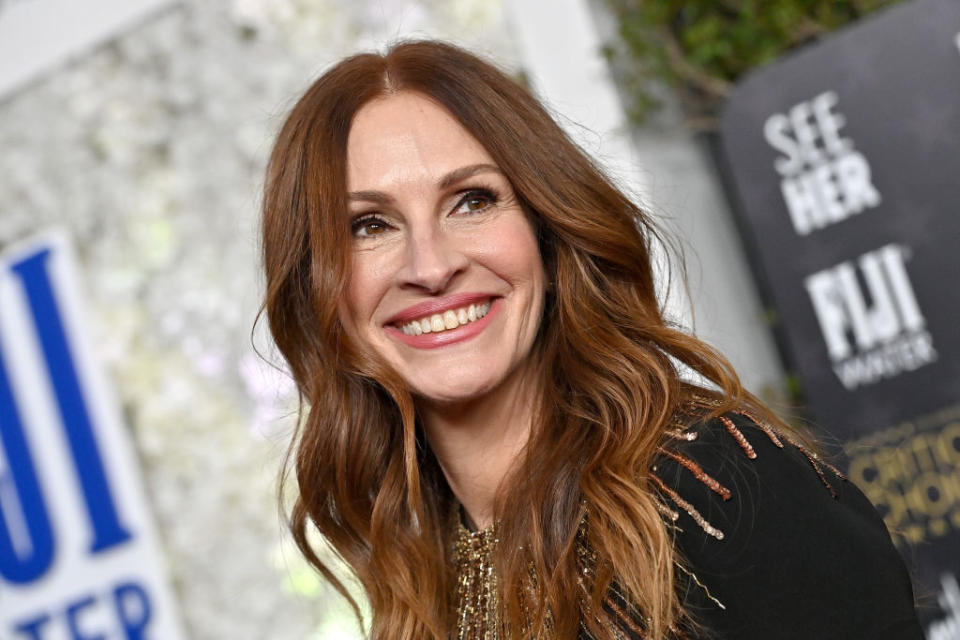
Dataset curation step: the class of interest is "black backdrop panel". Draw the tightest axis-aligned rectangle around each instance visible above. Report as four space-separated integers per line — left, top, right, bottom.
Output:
719 0 960 634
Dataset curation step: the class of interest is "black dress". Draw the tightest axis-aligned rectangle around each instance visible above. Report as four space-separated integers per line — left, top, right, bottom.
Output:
653 411 924 639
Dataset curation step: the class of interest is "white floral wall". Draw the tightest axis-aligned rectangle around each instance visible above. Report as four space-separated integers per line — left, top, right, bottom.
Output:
0 1 518 637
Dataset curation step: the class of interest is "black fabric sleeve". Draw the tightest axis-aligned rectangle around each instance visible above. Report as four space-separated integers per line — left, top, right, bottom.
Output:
655 412 924 640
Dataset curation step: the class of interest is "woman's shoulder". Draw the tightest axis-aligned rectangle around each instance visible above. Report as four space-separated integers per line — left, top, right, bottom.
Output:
652 406 924 639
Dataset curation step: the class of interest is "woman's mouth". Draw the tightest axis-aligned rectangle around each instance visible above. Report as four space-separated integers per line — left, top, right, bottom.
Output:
396 300 491 335
385 297 500 349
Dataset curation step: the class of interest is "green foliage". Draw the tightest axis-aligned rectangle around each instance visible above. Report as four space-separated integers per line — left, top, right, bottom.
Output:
603 0 903 128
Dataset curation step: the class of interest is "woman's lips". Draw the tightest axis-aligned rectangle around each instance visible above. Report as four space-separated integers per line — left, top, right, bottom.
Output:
384 292 494 325
385 298 501 349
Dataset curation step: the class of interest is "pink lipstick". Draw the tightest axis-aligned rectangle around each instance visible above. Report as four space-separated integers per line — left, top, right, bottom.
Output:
385 297 501 349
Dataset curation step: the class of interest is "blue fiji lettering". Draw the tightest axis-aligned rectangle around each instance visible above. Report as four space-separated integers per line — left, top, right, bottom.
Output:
10 581 154 639
65 595 101 640
0 338 56 583
114 581 153 639
6 246 132 563
13 612 51 639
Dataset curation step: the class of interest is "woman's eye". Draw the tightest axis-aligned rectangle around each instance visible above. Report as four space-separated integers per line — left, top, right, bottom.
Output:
453 189 497 215
351 216 390 238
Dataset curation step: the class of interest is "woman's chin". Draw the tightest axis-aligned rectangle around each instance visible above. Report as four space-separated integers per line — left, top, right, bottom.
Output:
404 354 538 410
409 371 504 408
412 382 495 407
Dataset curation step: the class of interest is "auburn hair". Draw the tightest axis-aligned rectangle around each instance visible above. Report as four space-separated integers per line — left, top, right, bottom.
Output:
260 40 776 638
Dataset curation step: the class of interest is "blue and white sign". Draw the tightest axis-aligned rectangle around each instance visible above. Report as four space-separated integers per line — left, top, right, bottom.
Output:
0 232 185 639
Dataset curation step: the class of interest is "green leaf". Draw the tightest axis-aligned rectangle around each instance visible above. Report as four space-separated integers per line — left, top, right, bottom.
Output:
602 0 903 128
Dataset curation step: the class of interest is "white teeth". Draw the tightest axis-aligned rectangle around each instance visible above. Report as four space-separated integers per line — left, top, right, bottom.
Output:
443 310 459 329
399 300 492 336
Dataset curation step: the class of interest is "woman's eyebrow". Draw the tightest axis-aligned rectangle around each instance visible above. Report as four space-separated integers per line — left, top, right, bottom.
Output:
348 190 393 204
347 164 503 204
438 163 503 189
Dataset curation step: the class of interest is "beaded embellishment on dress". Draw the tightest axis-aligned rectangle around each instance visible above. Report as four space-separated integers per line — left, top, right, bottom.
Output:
450 408 846 639
453 519 503 639
650 408 846 541
452 514 648 639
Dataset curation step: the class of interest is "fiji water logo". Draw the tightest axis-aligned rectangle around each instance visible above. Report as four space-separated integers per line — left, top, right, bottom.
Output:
764 91 937 390
1 247 133 582
0 234 181 640
804 243 937 390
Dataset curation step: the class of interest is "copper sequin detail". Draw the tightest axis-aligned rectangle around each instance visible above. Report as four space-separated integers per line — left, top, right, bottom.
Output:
821 456 847 481
734 407 846 494
654 498 680 523
656 448 731 501
649 473 725 541
776 428 848 483
736 409 784 448
450 407 848 638
718 415 756 459
655 409 847 539
779 436 840 498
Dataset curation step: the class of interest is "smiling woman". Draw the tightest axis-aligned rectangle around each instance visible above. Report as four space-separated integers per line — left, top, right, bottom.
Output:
258 41 923 639
341 95 545 412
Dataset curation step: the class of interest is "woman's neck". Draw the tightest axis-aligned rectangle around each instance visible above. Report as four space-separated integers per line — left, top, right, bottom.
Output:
419 364 538 530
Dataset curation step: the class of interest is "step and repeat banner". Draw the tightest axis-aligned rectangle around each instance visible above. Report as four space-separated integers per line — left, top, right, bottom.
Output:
0 233 185 639
719 0 960 635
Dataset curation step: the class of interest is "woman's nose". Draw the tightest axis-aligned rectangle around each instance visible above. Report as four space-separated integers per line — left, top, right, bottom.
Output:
399 228 469 294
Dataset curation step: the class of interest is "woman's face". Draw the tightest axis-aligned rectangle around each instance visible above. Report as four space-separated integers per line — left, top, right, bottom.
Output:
340 91 546 406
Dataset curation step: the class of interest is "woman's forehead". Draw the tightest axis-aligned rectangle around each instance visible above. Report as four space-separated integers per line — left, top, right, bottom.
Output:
345 92 497 193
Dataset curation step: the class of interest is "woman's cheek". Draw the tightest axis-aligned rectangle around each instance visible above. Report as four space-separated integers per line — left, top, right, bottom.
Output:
467 213 542 274
343 250 391 329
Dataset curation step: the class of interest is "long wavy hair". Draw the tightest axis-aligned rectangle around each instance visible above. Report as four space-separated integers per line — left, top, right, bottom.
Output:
260 40 775 639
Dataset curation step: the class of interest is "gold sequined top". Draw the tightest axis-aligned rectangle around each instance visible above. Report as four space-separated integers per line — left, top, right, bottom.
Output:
449 409 849 640
452 519 503 639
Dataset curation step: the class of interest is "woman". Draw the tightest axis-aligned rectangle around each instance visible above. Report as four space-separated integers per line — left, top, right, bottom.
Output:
260 40 922 639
